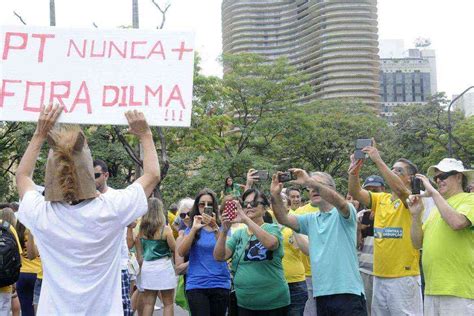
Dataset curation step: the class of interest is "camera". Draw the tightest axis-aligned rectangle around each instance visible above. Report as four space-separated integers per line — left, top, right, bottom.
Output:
254 170 269 181
411 176 423 195
278 171 296 183
203 206 214 216
354 138 373 159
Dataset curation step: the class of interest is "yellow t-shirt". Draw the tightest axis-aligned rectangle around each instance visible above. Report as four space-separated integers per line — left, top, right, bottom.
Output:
422 192 474 299
294 203 319 277
369 192 420 277
281 224 306 283
168 211 178 239
0 222 22 293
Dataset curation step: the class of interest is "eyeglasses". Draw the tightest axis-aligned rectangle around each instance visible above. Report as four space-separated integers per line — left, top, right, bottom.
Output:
243 200 265 208
94 172 103 179
433 171 459 182
179 212 189 219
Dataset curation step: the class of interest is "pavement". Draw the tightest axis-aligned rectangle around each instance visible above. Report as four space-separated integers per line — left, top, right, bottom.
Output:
151 304 188 316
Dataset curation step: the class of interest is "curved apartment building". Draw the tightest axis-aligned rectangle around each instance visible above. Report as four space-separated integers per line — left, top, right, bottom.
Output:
222 0 381 106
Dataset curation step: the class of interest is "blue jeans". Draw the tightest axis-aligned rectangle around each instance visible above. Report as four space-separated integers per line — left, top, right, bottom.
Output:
16 272 36 316
289 281 308 316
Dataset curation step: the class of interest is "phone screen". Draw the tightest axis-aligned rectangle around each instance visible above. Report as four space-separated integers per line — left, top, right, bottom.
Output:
204 206 214 216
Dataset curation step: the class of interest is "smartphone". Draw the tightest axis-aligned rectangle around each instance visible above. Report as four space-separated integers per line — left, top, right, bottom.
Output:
255 170 269 181
411 176 423 194
354 139 373 159
203 206 214 216
278 171 296 183
223 200 238 221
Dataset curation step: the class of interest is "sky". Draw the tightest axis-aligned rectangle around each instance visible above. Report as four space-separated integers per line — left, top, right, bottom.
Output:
1 0 473 99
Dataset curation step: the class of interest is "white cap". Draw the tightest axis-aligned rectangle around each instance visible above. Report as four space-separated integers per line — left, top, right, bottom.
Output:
427 158 474 184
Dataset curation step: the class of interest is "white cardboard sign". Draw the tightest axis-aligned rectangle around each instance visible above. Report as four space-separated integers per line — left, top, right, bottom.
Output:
0 26 195 127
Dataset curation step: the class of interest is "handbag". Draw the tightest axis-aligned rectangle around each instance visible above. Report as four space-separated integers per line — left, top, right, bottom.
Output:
127 252 140 276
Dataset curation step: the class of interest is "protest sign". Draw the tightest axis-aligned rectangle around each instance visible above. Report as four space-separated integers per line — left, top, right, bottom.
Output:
0 26 195 127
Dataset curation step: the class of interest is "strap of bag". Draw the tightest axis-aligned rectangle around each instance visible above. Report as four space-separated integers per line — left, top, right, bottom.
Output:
230 231 250 289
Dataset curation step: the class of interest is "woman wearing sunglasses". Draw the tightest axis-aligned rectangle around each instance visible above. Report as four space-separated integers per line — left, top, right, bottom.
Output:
214 188 290 316
178 189 231 316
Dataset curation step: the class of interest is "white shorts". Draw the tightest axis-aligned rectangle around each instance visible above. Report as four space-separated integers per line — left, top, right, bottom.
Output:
0 292 11 314
372 275 423 316
424 295 474 316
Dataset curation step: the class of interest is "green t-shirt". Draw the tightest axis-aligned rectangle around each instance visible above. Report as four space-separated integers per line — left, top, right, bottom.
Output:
422 192 474 299
227 223 290 310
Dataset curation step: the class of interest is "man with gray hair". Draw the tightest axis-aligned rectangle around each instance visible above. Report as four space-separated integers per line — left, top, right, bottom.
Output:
271 169 367 315
408 158 474 315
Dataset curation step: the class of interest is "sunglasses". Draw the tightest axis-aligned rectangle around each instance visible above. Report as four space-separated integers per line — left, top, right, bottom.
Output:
243 200 265 208
94 172 103 179
179 212 189 219
198 202 213 207
433 171 459 182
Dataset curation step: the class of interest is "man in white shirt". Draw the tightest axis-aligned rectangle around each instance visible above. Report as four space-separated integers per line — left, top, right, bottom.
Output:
15 105 160 315
93 158 135 316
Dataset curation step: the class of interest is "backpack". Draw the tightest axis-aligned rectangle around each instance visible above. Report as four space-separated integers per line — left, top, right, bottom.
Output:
0 221 21 287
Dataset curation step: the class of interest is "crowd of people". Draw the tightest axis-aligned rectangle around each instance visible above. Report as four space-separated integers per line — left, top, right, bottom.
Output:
0 106 473 316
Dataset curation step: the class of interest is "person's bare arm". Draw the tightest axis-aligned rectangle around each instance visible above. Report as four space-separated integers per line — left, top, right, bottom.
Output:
134 232 144 266
165 226 176 253
292 232 309 256
407 195 424 249
126 222 137 249
16 104 63 199
270 174 300 231
348 157 370 206
126 111 160 197
213 214 234 261
174 232 190 275
363 142 410 204
419 175 471 230
178 216 204 257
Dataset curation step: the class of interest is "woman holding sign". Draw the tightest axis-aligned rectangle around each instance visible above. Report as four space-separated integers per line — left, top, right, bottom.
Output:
214 189 290 316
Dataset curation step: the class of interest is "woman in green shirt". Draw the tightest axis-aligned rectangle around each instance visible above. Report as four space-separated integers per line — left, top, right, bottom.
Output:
214 188 290 315
136 198 177 316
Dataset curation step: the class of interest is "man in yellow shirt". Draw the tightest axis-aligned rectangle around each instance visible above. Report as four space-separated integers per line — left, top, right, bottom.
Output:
408 158 474 315
348 143 422 315
294 177 320 316
0 220 22 314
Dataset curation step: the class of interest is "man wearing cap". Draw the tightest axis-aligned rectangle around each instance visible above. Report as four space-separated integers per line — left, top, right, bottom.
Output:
407 158 474 315
348 142 423 316
357 175 385 314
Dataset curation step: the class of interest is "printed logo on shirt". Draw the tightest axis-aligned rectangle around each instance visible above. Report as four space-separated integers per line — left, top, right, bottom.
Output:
244 239 273 261
374 227 403 239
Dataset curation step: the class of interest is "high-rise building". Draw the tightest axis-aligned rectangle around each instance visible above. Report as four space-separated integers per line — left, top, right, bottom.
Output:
222 0 381 107
379 39 438 117
453 92 474 117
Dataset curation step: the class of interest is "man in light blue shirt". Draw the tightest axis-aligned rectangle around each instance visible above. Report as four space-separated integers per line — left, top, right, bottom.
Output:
270 169 367 316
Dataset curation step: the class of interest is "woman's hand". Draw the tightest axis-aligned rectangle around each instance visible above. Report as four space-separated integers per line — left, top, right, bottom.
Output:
202 213 218 231
246 169 259 186
191 215 205 231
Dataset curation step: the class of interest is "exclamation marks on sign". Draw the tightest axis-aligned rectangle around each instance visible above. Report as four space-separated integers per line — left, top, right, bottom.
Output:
164 110 184 122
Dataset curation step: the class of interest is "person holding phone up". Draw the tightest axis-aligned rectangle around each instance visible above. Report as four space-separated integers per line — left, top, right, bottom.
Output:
348 139 423 316
214 188 290 316
178 189 231 316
